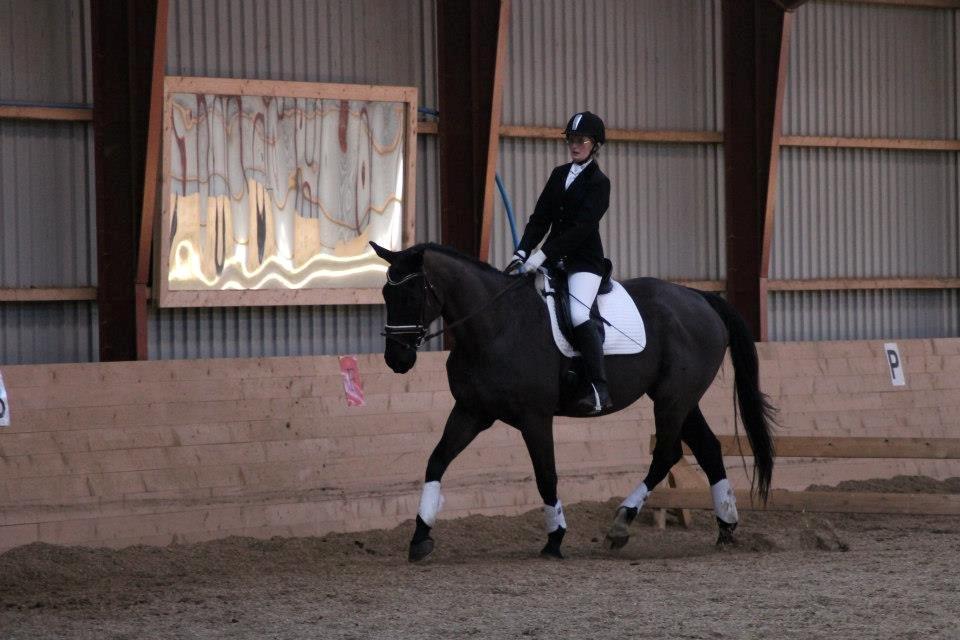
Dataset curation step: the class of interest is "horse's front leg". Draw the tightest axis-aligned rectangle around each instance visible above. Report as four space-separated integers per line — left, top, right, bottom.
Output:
519 416 566 559
409 402 493 562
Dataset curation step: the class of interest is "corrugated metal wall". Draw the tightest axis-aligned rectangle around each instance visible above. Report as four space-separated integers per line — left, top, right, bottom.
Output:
166 0 436 95
0 121 96 287
774 148 958 279
0 0 97 364
150 0 439 359
783 2 956 138
0 0 91 104
493 0 723 278
772 1 960 341
503 0 721 131
770 289 960 342
0 302 97 364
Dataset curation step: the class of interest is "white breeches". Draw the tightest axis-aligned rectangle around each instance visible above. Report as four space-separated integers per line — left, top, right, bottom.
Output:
569 271 602 327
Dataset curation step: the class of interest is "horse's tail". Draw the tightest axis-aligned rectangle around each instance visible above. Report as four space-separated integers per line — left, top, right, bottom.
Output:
697 291 777 503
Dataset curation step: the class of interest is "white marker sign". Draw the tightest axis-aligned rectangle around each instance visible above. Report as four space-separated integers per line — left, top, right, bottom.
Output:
883 342 906 387
0 371 9 427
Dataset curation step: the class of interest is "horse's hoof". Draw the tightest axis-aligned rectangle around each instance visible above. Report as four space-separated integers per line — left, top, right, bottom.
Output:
716 531 736 548
715 518 738 548
605 506 637 550
539 526 565 559
408 537 435 562
604 531 630 550
540 544 564 559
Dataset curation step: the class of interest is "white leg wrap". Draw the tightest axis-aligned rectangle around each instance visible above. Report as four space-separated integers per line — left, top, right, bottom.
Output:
543 499 567 533
417 481 444 527
711 478 739 524
620 482 650 511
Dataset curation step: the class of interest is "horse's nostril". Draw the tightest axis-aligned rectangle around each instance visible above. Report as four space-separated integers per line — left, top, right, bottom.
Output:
384 344 417 374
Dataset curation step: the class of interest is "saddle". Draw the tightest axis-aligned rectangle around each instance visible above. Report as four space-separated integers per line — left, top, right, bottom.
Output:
536 263 646 359
542 259 614 347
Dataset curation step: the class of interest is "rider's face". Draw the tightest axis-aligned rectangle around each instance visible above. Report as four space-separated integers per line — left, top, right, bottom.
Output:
566 136 594 163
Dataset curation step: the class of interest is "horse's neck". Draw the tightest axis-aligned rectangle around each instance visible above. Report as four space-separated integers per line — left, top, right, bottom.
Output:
424 251 512 343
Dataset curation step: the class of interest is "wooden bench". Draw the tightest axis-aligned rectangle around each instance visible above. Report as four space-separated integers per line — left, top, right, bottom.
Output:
647 435 960 521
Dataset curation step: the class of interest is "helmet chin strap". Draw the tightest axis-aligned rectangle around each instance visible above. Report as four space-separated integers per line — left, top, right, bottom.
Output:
574 143 601 165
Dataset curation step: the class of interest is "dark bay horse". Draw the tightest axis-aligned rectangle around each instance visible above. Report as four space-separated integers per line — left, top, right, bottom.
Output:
371 241 775 561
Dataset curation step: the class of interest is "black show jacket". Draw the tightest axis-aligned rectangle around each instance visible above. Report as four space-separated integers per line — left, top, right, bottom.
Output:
516 160 610 276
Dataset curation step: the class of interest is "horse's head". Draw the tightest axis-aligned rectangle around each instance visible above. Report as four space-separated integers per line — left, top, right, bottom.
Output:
371 242 442 374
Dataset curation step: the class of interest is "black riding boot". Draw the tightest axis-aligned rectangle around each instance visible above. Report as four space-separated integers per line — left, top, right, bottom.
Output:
572 322 613 415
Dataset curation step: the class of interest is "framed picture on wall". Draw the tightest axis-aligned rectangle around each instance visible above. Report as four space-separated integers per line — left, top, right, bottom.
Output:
156 76 417 307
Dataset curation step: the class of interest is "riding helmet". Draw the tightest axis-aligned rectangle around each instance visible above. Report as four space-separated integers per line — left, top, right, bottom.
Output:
563 111 606 145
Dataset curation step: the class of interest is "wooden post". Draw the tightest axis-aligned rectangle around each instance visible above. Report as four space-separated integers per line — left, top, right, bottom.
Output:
654 458 703 529
478 0 510 263
722 0 796 340
436 0 503 259
134 0 169 360
91 0 165 362
759 10 794 341
436 0 506 348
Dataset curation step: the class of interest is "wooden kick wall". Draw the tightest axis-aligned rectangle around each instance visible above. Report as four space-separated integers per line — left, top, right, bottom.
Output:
1 338 959 552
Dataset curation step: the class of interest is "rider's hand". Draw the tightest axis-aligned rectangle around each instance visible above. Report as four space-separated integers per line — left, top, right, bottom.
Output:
516 250 547 275
503 251 527 275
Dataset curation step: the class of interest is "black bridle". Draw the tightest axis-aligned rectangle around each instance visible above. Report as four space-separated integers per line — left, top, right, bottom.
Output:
381 271 440 351
382 269 530 351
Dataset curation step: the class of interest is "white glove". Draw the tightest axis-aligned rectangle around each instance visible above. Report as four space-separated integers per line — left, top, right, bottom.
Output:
517 250 547 274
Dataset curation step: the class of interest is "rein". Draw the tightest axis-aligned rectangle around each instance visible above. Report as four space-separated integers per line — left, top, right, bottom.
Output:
383 271 530 350
421 274 529 342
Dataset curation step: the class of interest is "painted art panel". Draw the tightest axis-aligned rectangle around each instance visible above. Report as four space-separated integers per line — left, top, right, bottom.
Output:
158 77 417 307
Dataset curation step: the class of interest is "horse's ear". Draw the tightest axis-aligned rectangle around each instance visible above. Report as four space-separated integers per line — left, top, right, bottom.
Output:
370 241 399 264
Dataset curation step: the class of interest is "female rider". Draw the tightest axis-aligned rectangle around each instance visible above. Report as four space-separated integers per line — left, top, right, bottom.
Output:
505 111 613 416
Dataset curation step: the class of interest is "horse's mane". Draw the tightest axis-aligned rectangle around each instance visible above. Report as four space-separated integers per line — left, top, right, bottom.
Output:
419 242 504 276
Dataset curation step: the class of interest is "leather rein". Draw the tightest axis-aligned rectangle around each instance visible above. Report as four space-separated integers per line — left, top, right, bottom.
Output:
382 271 530 351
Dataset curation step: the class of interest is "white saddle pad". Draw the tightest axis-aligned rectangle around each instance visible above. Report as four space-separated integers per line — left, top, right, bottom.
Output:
536 272 646 357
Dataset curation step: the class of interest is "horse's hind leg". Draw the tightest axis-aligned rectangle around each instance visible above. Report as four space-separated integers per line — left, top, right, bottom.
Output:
605 403 686 550
409 402 493 562
681 406 739 546
519 414 566 559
